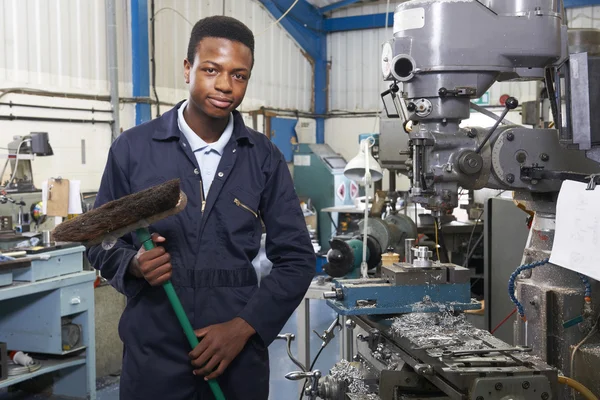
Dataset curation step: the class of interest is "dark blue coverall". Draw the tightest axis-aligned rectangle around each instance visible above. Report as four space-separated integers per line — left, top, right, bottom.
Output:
87 102 316 399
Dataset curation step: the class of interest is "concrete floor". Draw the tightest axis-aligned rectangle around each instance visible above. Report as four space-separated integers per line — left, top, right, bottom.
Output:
0 299 340 400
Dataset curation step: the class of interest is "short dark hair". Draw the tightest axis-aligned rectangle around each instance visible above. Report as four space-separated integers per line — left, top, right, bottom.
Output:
187 16 255 66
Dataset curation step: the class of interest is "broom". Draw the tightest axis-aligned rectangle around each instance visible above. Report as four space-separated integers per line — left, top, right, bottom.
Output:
53 179 226 400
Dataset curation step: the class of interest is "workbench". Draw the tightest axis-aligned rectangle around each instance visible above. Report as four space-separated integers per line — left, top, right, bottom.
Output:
0 247 96 399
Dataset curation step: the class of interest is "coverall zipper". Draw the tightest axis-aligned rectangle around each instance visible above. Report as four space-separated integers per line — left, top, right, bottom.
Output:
200 181 206 212
234 198 258 218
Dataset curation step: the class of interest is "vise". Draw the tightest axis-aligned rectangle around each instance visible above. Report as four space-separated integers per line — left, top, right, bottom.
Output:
323 246 480 316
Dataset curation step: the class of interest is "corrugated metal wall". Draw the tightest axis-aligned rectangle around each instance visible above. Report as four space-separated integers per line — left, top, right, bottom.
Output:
153 0 313 112
0 0 132 192
0 0 312 109
328 2 393 111
0 0 314 191
327 3 599 111
567 5 600 28
0 0 132 94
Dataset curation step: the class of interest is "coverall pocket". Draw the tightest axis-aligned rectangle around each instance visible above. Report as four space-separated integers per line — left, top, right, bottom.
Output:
229 187 260 221
215 188 262 248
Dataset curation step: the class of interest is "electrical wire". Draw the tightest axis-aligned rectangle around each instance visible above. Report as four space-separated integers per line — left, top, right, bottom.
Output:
464 210 484 269
434 219 441 262
558 376 599 400
257 0 300 37
463 190 507 268
568 12 600 24
490 308 517 334
570 314 600 392
1 139 30 191
464 232 484 269
327 212 339 232
153 6 193 27
7 360 42 376
309 346 326 373
298 345 326 400
436 221 450 264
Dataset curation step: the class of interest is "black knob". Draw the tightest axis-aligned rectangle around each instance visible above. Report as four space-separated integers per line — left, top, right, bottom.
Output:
505 97 519 110
407 102 416 112
438 87 448 97
327 249 344 262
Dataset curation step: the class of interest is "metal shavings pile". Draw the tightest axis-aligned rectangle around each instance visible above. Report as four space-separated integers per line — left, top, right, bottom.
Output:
410 300 455 313
519 352 550 364
357 299 377 308
329 360 369 394
408 296 479 314
580 343 600 357
391 310 493 351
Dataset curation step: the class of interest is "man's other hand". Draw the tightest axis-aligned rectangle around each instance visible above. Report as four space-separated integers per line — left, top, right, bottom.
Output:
129 233 172 286
189 317 257 380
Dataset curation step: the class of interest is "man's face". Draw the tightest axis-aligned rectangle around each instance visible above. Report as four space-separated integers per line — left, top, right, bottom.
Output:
184 37 252 119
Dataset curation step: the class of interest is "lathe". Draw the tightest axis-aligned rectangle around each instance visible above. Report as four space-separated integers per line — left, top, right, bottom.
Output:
286 1 600 399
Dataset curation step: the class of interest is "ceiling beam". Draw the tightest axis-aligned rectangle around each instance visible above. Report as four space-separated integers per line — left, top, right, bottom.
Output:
323 12 393 32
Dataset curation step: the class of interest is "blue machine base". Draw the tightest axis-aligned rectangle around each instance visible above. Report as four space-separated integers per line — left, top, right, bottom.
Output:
325 279 481 316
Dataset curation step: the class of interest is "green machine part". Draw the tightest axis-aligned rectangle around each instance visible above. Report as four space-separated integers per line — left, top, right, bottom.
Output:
324 238 370 279
346 239 369 279
292 144 355 251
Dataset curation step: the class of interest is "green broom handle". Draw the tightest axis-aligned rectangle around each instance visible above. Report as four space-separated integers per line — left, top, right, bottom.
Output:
136 228 226 400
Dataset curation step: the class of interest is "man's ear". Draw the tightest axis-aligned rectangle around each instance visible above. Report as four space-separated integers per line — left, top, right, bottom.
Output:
184 58 191 84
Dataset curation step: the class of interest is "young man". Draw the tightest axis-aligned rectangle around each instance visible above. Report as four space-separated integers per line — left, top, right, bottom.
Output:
88 16 315 399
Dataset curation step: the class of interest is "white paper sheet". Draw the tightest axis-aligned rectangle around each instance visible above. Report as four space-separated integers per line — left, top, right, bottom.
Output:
41 179 83 215
549 180 600 281
41 180 48 215
68 180 83 214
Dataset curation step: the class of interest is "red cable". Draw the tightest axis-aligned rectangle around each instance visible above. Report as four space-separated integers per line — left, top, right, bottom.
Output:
491 308 517 334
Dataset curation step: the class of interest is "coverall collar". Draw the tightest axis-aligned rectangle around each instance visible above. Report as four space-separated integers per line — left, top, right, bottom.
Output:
152 100 254 145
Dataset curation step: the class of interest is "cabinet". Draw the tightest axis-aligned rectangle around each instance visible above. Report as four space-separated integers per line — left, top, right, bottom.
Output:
0 246 96 399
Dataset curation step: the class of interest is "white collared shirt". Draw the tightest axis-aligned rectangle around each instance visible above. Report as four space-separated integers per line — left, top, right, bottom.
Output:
177 99 234 196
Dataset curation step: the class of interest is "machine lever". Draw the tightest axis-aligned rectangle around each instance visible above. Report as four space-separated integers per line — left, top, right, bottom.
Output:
276 333 307 372
381 83 413 133
475 97 518 154
313 317 341 348
286 370 322 400
520 167 599 186
285 371 319 381
438 87 476 97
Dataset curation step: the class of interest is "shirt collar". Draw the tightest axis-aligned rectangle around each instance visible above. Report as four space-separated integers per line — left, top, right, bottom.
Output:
152 101 254 146
177 99 234 155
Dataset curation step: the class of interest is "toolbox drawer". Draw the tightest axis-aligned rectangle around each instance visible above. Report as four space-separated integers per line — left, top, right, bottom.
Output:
0 281 93 355
12 246 85 283
60 283 92 317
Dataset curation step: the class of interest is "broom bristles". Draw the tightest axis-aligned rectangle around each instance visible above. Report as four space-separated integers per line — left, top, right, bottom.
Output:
53 179 182 243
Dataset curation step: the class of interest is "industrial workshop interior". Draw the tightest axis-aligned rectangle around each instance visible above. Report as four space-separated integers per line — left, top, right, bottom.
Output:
3 0 600 399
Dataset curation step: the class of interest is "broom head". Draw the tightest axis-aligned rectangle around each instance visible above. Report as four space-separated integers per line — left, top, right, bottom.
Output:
53 179 187 247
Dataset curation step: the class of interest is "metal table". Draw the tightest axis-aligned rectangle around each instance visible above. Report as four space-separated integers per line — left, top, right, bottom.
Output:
296 278 353 371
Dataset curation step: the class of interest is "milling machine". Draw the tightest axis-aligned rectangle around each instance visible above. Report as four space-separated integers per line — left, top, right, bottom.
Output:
286 1 600 399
